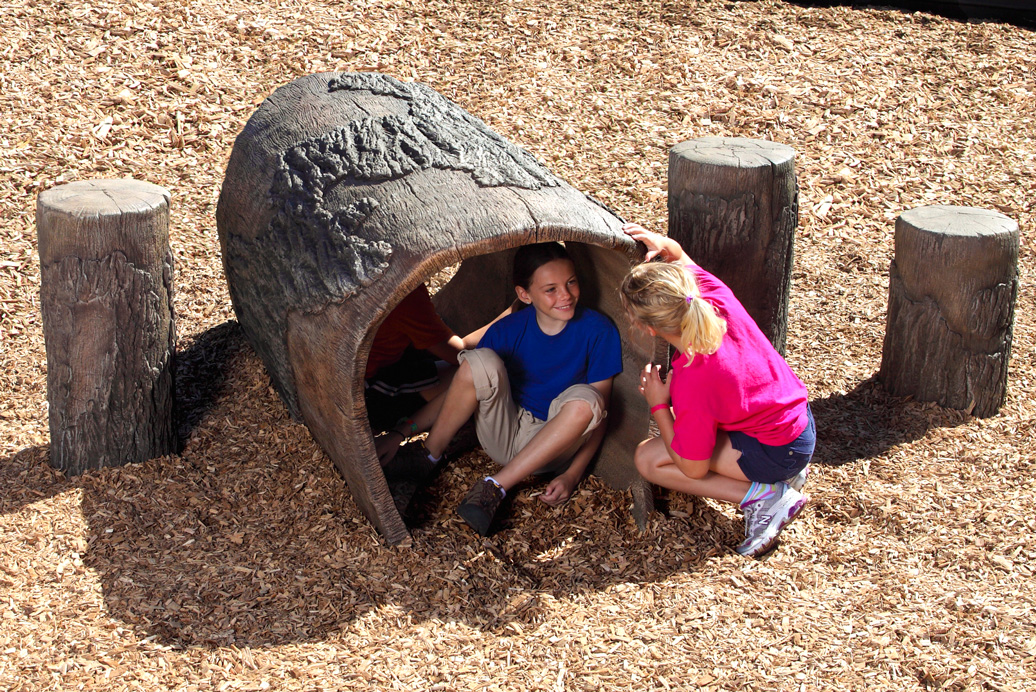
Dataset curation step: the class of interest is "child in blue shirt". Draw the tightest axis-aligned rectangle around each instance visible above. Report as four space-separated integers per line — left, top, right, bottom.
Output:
387 242 622 536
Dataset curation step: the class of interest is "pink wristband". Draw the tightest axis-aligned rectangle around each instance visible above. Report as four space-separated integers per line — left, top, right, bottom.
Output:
650 403 670 414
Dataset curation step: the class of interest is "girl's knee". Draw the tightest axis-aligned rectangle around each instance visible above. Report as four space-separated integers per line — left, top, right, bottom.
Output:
634 438 661 477
634 435 667 478
458 348 507 386
452 357 475 388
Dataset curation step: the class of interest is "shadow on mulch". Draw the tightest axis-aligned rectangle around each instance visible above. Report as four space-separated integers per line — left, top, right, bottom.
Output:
811 376 970 467
175 319 250 441
781 0 1036 28
0 321 731 650
1 322 968 650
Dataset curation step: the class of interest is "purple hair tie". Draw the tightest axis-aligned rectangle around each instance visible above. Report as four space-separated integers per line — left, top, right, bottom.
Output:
685 295 694 304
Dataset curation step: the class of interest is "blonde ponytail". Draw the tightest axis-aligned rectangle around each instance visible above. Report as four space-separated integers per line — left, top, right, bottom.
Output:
620 262 726 361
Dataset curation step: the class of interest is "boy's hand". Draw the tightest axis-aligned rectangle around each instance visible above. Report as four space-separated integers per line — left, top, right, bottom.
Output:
540 474 577 507
639 362 671 408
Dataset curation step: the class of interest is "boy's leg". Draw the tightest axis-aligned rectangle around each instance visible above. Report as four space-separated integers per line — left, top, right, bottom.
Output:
633 433 751 504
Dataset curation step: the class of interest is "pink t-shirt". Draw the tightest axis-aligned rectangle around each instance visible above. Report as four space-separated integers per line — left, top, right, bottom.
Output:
669 266 809 461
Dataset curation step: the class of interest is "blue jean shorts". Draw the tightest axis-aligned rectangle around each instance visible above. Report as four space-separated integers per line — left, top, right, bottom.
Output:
730 404 815 484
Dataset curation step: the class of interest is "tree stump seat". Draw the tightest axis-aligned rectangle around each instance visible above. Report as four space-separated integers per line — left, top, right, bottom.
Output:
667 137 798 353
879 205 1019 417
217 72 655 543
37 179 177 474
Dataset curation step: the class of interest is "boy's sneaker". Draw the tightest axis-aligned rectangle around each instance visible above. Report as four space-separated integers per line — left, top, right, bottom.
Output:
456 478 505 537
736 482 808 558
382 441 439 484
785 464 810 492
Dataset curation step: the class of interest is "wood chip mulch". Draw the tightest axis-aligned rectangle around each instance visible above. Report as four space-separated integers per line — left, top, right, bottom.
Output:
2 0 1034 690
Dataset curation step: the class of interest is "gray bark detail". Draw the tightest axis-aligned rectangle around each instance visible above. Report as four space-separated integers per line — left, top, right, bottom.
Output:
325 73 558 189
217 72 652 543
221 73 561 417
667 137 798 354
879 205 1019 418
37 180 177 474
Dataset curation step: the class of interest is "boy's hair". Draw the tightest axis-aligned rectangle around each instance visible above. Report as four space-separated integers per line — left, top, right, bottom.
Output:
512 242 573 289
620 262 727 360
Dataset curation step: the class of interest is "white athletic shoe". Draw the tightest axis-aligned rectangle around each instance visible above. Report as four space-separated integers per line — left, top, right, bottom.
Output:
736 482 808 558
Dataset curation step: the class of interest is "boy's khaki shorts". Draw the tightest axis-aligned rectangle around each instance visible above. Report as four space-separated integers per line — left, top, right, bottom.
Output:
458 348 607 474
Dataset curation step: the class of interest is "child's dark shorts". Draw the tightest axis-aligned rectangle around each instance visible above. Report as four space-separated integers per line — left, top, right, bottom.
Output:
364 347 441 431
729 404 815 484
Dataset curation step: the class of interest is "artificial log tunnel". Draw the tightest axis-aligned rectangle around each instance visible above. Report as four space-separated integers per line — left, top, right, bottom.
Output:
216 72 654 543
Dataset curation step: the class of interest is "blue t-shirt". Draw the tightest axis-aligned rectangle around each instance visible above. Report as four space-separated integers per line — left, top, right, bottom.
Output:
478 305 622 420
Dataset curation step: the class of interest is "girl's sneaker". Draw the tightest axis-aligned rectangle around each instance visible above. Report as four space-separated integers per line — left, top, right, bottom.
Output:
736 482 808 558
785 464 810 492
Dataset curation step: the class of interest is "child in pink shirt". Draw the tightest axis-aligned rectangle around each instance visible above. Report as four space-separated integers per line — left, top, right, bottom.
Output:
620 223 814 558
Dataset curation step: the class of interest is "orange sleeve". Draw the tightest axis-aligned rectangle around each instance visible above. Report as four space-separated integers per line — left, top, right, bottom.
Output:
366 285 454 377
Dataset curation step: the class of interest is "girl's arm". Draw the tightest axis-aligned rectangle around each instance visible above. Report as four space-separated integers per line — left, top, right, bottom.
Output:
650 406 711 479
427 334 465 365
640 362 710 478
539 377 613 506
622 222 694 266
460 298 523 349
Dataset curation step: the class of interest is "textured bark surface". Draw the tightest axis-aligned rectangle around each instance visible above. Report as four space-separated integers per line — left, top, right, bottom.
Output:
667 137 798 354
879 205 1019 418
37 179 177 474
217 72 653 543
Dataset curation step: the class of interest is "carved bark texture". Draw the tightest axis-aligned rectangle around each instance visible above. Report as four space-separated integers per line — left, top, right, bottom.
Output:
879 205 1019 418
217 72 654 543
667 137 798 354
37 179 177 474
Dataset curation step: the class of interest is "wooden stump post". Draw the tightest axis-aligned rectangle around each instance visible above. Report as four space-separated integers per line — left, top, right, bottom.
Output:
879 205 1019 418
667 137 798 354
37 179 178 474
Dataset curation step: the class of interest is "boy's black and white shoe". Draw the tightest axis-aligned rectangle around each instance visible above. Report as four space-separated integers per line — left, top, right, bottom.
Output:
382 441 440 484
456 477 505 537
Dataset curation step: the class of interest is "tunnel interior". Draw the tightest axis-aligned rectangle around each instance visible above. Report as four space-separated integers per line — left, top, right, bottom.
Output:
359 238 656 491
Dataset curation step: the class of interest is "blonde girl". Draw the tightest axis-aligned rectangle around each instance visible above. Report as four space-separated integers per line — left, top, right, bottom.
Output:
620 223 815 557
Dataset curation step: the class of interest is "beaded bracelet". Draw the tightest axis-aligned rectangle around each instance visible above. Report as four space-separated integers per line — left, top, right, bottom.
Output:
395 417 418 435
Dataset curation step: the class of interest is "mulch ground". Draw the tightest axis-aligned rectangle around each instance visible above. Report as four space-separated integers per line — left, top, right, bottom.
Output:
2 0 1035 690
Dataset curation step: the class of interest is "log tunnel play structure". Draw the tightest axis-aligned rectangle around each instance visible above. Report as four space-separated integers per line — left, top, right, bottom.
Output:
37 73 1018 544
215 72 656 544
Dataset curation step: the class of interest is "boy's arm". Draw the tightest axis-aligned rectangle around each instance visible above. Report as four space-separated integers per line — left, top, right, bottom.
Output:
427 335 465 365
539 377 613 506
460 298 522 349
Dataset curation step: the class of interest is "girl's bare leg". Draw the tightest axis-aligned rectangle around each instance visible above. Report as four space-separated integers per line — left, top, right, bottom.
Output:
634 433 750 505
422 359 479 459
490 400 593 491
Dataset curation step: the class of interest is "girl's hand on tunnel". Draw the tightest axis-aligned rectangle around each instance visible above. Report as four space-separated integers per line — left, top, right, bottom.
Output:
623 223 667 262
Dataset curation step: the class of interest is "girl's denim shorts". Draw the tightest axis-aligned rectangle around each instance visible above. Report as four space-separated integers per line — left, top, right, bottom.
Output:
730 404 815 484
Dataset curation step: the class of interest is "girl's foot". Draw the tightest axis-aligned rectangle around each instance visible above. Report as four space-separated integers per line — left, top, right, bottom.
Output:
736 482 807 558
